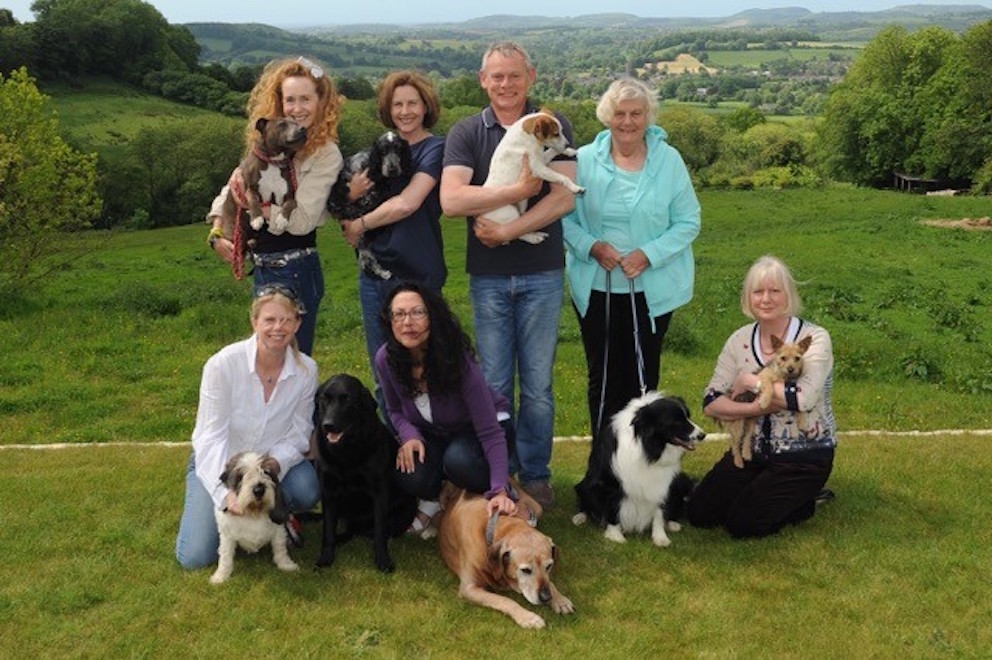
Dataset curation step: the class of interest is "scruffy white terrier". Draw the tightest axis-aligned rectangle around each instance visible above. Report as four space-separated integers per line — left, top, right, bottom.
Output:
210 451 299 584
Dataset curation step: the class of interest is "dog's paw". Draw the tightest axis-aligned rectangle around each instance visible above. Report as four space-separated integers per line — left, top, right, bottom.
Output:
665 520 682 533
604 525 626 544
375 556 396 574
652 532 672 548
552 594 575 615
571 512 588 526
270 213 289 234
572 184 586 195
518 231 548 245
209 570 229 585
513 610 546 629
276 559 300 572
249 215 265 231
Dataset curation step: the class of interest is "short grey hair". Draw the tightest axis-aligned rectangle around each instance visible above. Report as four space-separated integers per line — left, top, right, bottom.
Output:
595 77 659 126
480 41 534 72
740 255 803 319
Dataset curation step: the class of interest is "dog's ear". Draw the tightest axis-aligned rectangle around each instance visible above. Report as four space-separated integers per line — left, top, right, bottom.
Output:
488 541 507 581
269 484 289 525
770 335 784 350
521 115 538 136
360 382 378 415
255 117 269 134
797 335 813 354
261 455 282 480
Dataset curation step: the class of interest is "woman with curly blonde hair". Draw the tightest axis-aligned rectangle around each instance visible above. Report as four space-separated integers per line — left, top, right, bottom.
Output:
207 56 344 355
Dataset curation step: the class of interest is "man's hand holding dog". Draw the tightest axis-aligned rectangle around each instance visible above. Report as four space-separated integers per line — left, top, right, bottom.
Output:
396 438 425 473
474 156 543 247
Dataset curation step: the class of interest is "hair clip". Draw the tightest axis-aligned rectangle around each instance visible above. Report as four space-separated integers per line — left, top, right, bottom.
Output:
297 56 323 80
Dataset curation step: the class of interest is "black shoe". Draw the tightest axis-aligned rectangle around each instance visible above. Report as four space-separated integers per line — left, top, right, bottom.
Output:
814 488 835 506
285 514 304 548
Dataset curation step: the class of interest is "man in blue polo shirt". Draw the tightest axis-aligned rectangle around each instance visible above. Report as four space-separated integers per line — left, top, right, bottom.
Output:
440 41 578 510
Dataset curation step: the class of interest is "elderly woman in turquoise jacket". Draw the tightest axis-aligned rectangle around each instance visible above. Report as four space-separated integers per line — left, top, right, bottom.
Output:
563 76 701 438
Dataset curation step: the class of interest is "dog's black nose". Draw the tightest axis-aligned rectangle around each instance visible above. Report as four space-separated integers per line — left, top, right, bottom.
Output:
253 483 266 499
539 586 552 604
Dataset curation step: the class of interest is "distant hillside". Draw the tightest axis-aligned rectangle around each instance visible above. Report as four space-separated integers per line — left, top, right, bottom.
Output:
187 4 992 78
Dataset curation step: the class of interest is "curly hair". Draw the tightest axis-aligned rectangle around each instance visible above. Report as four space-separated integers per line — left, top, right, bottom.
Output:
243 56 342 160
376 70 441 130
381 282 477 397
595 76 658 127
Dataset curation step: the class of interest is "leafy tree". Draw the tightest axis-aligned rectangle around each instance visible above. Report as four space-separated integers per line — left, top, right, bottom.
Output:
658 106 722 173
818 25 957 186
916 20 992 181
439 74 487 109
337 76 376 101
721 106 767 133
0 21 35 75
0 68 100 293
126 116 242 228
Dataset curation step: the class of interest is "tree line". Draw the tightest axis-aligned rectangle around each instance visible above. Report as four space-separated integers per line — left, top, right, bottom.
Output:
2 0 991 297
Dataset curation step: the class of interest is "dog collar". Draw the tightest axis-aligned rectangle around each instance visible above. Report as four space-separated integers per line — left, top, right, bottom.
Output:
485 510 500 546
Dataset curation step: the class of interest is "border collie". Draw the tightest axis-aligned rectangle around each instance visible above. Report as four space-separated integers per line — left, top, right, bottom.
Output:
572 392 705 547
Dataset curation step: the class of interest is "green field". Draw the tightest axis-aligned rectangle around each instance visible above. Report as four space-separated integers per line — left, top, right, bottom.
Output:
3 176 992 656
706 47 858 68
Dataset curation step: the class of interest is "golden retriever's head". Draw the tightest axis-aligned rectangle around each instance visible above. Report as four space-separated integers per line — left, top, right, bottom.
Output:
488 524 561 607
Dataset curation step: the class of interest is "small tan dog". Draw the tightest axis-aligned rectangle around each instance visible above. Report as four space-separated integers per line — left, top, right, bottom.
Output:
438 481 574 629
482 109 585 244
724 334 813 468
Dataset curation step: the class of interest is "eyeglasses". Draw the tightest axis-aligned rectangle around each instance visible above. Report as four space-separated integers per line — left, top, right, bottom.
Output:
297 56 324 80
389 308 428 322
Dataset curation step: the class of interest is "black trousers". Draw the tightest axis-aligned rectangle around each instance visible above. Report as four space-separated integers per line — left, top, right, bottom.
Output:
575 290 672 438
686 449 834 538
392 421 514 501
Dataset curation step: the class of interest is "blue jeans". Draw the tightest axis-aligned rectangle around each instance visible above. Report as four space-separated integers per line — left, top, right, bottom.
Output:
254 251 324 356
470 270 563 484
175 453 320 570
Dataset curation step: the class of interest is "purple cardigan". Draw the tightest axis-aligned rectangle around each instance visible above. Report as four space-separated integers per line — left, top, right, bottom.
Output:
374 345 511 498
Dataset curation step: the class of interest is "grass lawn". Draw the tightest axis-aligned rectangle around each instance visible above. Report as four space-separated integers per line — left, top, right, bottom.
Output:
1 434 989 656
1 186 991 654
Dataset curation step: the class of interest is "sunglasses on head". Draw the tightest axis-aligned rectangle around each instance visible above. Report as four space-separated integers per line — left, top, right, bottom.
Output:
255 284 306 313
297 56 324 80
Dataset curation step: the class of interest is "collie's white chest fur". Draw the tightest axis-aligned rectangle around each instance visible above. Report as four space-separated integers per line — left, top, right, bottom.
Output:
612 434 684 533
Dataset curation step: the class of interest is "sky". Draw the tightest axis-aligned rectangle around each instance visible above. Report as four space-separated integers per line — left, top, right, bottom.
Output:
3 0 989 28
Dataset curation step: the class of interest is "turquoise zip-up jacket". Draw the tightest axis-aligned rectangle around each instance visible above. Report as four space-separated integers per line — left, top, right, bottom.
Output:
563 125 701 329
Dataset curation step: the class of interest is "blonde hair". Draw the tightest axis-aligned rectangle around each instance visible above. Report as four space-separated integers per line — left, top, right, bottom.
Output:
740 255 803 319
377 70 441 130
596 77 658 126
244 56 342 160
251 289 305 365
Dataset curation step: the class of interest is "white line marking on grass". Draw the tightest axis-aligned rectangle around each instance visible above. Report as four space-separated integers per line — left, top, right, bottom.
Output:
4 428 992 450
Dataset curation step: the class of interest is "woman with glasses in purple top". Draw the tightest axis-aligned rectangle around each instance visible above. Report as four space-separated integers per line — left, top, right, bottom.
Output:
374 282 535 537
